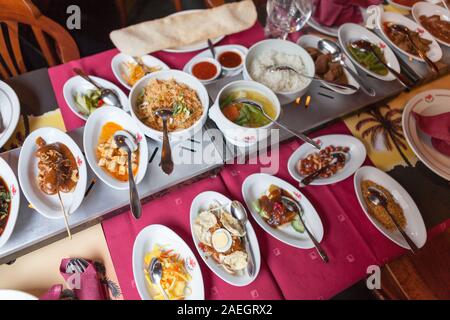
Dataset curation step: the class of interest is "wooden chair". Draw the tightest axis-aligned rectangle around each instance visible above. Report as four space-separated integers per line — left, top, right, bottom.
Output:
0 0 80 79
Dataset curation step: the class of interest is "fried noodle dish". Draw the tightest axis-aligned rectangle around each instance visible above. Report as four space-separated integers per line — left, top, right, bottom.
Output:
136 79 203 132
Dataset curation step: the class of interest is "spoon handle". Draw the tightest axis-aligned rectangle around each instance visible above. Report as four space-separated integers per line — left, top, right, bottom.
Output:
301 162 335 186
272 119 321 150
73 68 102 90
158 283 170 300
160 118 174 175
298 213 329 263
127 151 142 219
384 206 418 253
373 52 413 90
341 63 376 97
406 34 439 74
244 232 256 277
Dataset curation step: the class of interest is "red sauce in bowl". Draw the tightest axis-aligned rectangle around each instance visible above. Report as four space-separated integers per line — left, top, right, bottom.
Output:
218 51 242 69
192 61 218 80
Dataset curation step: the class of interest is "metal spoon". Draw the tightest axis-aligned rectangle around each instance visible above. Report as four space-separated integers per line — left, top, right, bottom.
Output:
233 98 320 150
155 109 174 175
148 258 170 300
230 200 256 277
281 196 329 263
73 68 123 109
113 132 142 219
350 40 413 90
0 109 4 133
267 65 359 91
300 152 347 186
441 0 449 11
388 24 439 74
318 39 376 97
367 187 418 253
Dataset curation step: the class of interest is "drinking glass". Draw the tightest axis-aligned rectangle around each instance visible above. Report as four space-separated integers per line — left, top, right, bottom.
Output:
265 0 314 40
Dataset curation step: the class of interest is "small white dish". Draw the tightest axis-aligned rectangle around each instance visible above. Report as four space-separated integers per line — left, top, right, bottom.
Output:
190 191 261 287
0 290 37 300
0 157 20 248
412 2 450 47
0 80 20 149
288 134 367 186
111 52 170 90
216 48 246 72
18 127 87 219
83 106 148 190
132 224 204 300
63 75 129 121
339 23 401 81
242 173 324 249
188 57 222 83
354 166 427 249
402 89 450 181
297 35 360 95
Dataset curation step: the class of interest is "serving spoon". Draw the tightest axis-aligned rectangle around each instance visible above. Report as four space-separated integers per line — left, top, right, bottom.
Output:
300 152 347 186
155 109 174 175
113 131 142 219
233 98 321 150
318 39 376 97
73 68 123 109
367 187 418 253
148 258 170 300
230 200 256 277
267 65 359 91
388 24 439 74
349 40 413 90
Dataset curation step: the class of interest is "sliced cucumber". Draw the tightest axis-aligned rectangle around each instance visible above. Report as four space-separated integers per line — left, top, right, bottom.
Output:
252 200 270 219
291 215 305 233
74 93 90 115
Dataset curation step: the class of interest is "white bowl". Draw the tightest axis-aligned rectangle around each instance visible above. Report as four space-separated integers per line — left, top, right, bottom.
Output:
129 70 209 143
0 157 20 248
243 39 315 105
83 106 148 190
188 57 222 83
209 80 281 147
216 48 246 72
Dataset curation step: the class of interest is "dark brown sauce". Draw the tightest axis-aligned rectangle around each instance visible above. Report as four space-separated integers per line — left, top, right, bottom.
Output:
35 137 78 195
192 61 217 80
0 177 11 236
218 51 242 68
420 15 450 44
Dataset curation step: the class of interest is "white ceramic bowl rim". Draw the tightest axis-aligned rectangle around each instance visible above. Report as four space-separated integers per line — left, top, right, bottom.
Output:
216 48 246 70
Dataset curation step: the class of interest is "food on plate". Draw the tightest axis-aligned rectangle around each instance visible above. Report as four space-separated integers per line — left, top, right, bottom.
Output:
121 60 161 87
0 177 11 236
253 185 305 233
419 15 450 44
74 89 104 116
296 145 349 178
413 111 450 156
35 137 79 195
248 50 308 92
136 79 203 132
306 47 348 84
383 23 432 56
143 245 191 300
193 203 248 274
347 41 389 76
219 90 276 128
191 61 218 81
218 51 243 69
391 0 421 7
361 180 406 231
96 122 139 182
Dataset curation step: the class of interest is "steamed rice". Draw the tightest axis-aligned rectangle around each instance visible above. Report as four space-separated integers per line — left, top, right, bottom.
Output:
249 50 308 93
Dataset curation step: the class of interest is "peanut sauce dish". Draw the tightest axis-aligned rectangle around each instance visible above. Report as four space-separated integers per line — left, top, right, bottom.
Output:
0 158 20 248
84 106 148 190
18 127 87 219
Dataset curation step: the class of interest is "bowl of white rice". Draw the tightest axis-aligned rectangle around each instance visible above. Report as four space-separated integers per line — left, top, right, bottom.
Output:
243 39 315 105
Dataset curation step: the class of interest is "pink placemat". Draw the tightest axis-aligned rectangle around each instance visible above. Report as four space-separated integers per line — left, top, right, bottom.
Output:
102 176 284 300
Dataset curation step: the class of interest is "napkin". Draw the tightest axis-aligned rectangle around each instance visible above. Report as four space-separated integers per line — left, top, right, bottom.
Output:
110 0 257 56
313 0 383 27
40 259 107 300
413 111 450 156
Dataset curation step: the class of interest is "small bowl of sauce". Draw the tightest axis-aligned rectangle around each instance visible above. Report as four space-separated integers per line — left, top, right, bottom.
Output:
217 50 244 71
190 58 221 83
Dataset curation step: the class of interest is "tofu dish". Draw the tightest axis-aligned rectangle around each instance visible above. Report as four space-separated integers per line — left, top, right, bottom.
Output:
96 122 139 182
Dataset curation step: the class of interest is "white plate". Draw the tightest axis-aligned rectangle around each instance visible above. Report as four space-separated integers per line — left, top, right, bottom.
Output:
242 174 324 249
0 290 37 300
0 157 20 248
63 75 129 121
190 191 261 287
0 80 20 149
183 45 248 84
412 2 450 47
402 89 450 180
297 35 360 95
339 23 401 81
305 7 367 37
83 106 148 190
354 166 427 249
377 11 442 63
162 10 225 53
132 224 204 300
18 127 87 219
287 134 367 186
111 53 170 90
386 0 440 11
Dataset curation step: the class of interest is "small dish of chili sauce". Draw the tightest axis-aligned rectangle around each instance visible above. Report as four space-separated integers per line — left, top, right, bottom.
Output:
217 50 244 71
191 58 221 82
